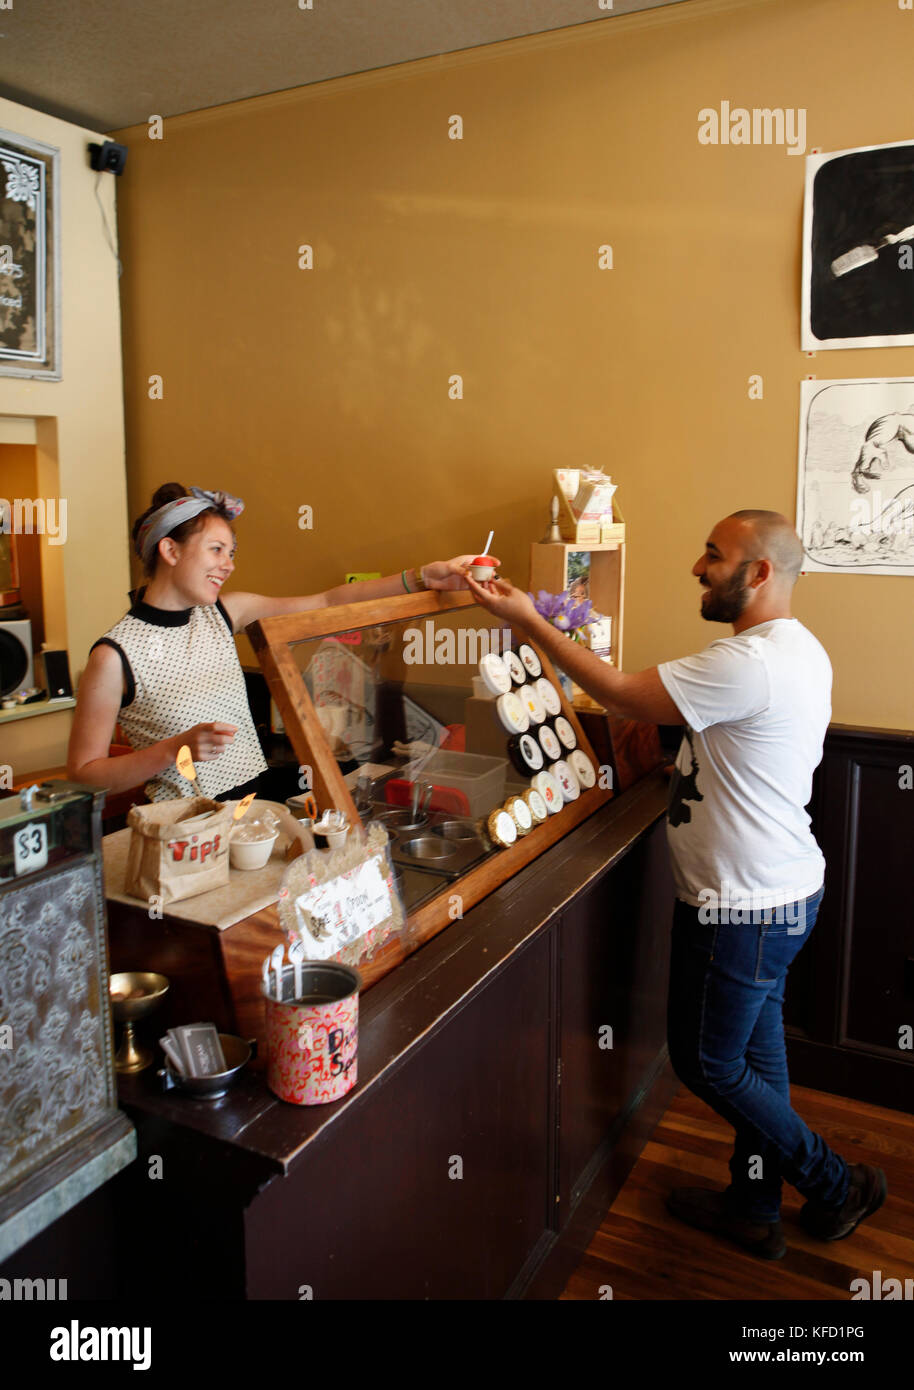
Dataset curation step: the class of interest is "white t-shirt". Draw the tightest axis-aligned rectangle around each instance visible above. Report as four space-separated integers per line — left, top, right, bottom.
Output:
657 619 831 910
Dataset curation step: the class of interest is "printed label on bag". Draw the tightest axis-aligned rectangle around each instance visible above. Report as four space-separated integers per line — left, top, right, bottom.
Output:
165 832 222 869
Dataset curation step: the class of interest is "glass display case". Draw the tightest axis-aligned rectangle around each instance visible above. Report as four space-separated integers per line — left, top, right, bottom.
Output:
249 589 613 970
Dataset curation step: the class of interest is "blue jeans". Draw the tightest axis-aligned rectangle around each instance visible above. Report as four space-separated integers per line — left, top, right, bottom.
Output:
667 885 849 1222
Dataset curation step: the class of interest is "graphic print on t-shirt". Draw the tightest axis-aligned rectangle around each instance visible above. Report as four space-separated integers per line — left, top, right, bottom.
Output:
668 728 703 828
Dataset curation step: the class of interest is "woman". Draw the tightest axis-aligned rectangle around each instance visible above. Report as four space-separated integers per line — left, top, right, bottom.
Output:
67 483 474 803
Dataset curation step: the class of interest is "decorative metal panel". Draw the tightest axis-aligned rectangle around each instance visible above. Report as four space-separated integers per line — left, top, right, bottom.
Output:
0 857 116 1196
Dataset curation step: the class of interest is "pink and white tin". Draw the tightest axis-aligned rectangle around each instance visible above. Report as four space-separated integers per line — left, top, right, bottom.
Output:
264 962 360 1106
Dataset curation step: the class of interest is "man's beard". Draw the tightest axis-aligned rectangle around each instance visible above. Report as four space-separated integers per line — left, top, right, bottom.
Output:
700 563 752 622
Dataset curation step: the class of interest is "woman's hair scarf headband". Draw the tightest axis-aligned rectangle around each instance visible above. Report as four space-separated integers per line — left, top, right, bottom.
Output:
135 487 244 568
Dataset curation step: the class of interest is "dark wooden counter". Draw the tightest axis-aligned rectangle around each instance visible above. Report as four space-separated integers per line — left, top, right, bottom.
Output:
101 771 677 1299
0 771 675 1299
6 723 909 1299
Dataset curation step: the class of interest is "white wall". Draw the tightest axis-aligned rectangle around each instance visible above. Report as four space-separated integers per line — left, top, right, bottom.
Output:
0 97 129 774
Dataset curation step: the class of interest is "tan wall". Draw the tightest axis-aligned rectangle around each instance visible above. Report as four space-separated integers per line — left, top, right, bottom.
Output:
113 0 913 729
0 444 42 645
0 707 75 777
0 98 129 775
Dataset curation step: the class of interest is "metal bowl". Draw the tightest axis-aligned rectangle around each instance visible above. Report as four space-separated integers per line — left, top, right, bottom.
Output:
432 820 480 842
378 809 429 832
158 1033 255 1099
109 971 170 1023
399 835 459 862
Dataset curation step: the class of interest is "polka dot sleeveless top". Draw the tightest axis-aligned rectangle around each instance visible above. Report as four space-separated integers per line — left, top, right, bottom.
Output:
94 595 267 802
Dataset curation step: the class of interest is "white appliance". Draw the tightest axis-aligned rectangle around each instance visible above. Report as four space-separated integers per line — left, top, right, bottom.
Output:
0 618 34 698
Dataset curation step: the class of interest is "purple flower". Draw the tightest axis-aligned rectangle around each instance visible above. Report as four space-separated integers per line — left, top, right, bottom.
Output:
567 598 596 630
530 588 596 636
529 590 565 621
527 586 597 639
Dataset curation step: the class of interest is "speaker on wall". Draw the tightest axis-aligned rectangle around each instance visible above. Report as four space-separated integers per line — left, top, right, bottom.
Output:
0 618 34 698
41 648 72 700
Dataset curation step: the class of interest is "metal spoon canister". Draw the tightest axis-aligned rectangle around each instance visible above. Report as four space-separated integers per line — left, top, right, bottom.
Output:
264 961 360 1105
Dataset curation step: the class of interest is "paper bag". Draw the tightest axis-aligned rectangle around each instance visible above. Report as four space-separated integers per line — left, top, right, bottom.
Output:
124 797 232 905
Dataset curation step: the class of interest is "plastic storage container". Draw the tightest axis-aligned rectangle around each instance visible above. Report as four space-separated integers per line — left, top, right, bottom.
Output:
404 750 506 820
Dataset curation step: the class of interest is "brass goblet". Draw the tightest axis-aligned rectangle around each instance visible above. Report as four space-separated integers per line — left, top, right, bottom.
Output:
110 971 170 1073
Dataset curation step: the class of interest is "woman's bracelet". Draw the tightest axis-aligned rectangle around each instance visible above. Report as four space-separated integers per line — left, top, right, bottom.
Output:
402 565 427 593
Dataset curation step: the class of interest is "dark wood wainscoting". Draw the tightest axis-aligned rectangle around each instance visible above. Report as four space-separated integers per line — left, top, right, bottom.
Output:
786 724 914 1112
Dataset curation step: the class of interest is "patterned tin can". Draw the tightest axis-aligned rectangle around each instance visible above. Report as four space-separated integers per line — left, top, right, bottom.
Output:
264 962 360 1106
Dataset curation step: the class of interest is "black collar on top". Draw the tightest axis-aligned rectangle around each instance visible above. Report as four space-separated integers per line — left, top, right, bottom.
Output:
126 587 233 633
127 585 191 627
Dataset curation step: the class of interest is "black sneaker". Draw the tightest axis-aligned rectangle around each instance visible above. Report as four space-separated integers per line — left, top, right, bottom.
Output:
799 1164 887 1241
666 1186 787 1260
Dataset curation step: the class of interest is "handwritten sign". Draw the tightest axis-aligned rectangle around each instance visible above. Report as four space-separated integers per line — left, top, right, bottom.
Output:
292 855 393 960
13 820 48 877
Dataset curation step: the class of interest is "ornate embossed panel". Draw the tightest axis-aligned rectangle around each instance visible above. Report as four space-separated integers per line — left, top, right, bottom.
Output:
0 858 116 1195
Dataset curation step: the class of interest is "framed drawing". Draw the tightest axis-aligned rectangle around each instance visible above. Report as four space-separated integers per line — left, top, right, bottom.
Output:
802 140 914 351
796 377 914 575
0 129 60 380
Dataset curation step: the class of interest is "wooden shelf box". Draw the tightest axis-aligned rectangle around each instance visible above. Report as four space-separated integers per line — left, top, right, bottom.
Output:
528 540 626 674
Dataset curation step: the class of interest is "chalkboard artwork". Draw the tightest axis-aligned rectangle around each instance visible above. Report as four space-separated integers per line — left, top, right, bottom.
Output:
0 128 59 379
796 378 914 576
801 139 914 351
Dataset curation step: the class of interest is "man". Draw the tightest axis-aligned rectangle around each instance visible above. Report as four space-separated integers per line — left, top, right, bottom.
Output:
466 510 886 1261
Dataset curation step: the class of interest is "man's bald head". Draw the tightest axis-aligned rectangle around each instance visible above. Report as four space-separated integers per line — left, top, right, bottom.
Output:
726 510 805 585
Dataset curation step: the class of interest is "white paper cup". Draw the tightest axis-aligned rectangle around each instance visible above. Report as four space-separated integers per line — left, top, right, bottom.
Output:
230 832 279 870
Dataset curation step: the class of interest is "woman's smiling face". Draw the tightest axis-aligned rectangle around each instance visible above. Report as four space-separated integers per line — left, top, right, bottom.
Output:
168 514 236 604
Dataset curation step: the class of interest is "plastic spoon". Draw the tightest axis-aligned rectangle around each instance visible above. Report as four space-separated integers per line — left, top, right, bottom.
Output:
481 530 494 557
270 944 285 1001
289 939 305 1000
175 745 197 787
229 792 260 842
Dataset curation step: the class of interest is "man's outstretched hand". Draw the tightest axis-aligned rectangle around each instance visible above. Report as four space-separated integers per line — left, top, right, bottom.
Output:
465 574 539 631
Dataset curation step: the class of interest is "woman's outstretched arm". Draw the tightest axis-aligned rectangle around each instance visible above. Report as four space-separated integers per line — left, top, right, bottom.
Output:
222 555 476 630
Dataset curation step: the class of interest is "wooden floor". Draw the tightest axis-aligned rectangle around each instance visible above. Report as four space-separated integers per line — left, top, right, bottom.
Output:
561 1083 914 1300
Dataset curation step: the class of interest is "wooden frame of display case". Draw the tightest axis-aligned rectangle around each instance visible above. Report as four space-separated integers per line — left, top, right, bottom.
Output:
247 589 613 986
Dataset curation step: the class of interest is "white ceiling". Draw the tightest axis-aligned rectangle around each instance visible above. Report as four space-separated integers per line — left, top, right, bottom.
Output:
0 0 691 133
